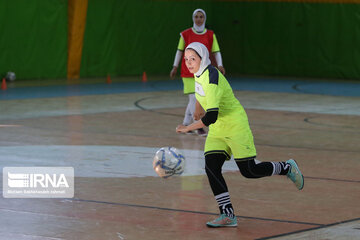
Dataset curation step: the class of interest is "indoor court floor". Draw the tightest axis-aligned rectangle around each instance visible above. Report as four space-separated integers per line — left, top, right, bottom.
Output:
0 76 359 239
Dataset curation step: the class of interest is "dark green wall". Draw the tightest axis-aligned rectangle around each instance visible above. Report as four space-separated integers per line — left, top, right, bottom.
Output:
213 2 360 79
80 0 214 77
0 0 67 80
2 0 360 80
81 0 360 79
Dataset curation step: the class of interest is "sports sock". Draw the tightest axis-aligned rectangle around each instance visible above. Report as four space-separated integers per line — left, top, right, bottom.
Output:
271 162 291 175
215 192 235 218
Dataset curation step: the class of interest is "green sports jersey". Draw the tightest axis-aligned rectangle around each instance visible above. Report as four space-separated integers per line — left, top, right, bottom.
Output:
195 65 253 138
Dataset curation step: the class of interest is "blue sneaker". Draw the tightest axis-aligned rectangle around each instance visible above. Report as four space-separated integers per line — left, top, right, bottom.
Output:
206 214 237 228
286 159 304 190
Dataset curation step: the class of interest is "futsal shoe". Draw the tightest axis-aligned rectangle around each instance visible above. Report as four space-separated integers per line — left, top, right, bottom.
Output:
286 159 304 190
206 214 237 228
196 128 207 137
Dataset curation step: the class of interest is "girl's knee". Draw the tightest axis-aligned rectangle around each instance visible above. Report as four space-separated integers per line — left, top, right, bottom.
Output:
237 159 260 178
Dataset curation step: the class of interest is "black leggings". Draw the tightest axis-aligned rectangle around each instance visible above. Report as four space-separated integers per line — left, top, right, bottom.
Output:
205 153 273 196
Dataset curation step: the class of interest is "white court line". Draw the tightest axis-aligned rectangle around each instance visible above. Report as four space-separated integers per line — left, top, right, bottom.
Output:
0 124 22 127
0 90 359 121
0 146 239 178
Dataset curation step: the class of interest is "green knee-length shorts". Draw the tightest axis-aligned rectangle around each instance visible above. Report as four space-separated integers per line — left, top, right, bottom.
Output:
204 133 257 161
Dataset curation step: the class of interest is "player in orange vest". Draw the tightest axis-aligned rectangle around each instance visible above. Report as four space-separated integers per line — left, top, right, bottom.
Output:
170 8 225 137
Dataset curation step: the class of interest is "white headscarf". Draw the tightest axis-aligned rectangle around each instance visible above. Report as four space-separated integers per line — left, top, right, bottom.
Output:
192 9 206 33
186 42 211 77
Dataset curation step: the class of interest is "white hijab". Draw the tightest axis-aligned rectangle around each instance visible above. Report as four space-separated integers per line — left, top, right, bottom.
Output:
192 9 206 33
186 42 211 77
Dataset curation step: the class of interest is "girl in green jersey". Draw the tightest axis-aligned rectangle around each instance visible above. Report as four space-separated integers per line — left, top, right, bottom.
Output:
176 42 304 228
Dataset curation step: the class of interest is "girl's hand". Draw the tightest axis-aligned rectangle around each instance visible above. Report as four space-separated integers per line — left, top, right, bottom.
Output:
176 124 188 133
218 66 226 75
170 66 178 79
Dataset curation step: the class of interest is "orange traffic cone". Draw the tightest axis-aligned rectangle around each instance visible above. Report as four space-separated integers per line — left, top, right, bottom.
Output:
106 74 112 84
1 78 7 90
142 71 148 83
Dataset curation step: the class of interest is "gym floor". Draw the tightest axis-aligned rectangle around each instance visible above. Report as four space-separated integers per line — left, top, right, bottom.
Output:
0 76 359 239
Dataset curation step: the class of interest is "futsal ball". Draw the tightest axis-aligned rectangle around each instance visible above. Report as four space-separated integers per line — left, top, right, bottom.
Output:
153 147 185 178
6 72 16 82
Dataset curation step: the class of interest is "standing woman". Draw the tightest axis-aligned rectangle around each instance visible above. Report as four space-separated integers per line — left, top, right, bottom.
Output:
170 8 225 136
176 42 304 228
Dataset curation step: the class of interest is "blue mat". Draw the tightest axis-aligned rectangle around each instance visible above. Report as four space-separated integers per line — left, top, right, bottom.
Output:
1 77 359 100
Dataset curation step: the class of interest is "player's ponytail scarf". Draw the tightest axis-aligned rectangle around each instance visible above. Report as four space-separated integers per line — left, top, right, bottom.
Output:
186 42 211 77
192 9 206 33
